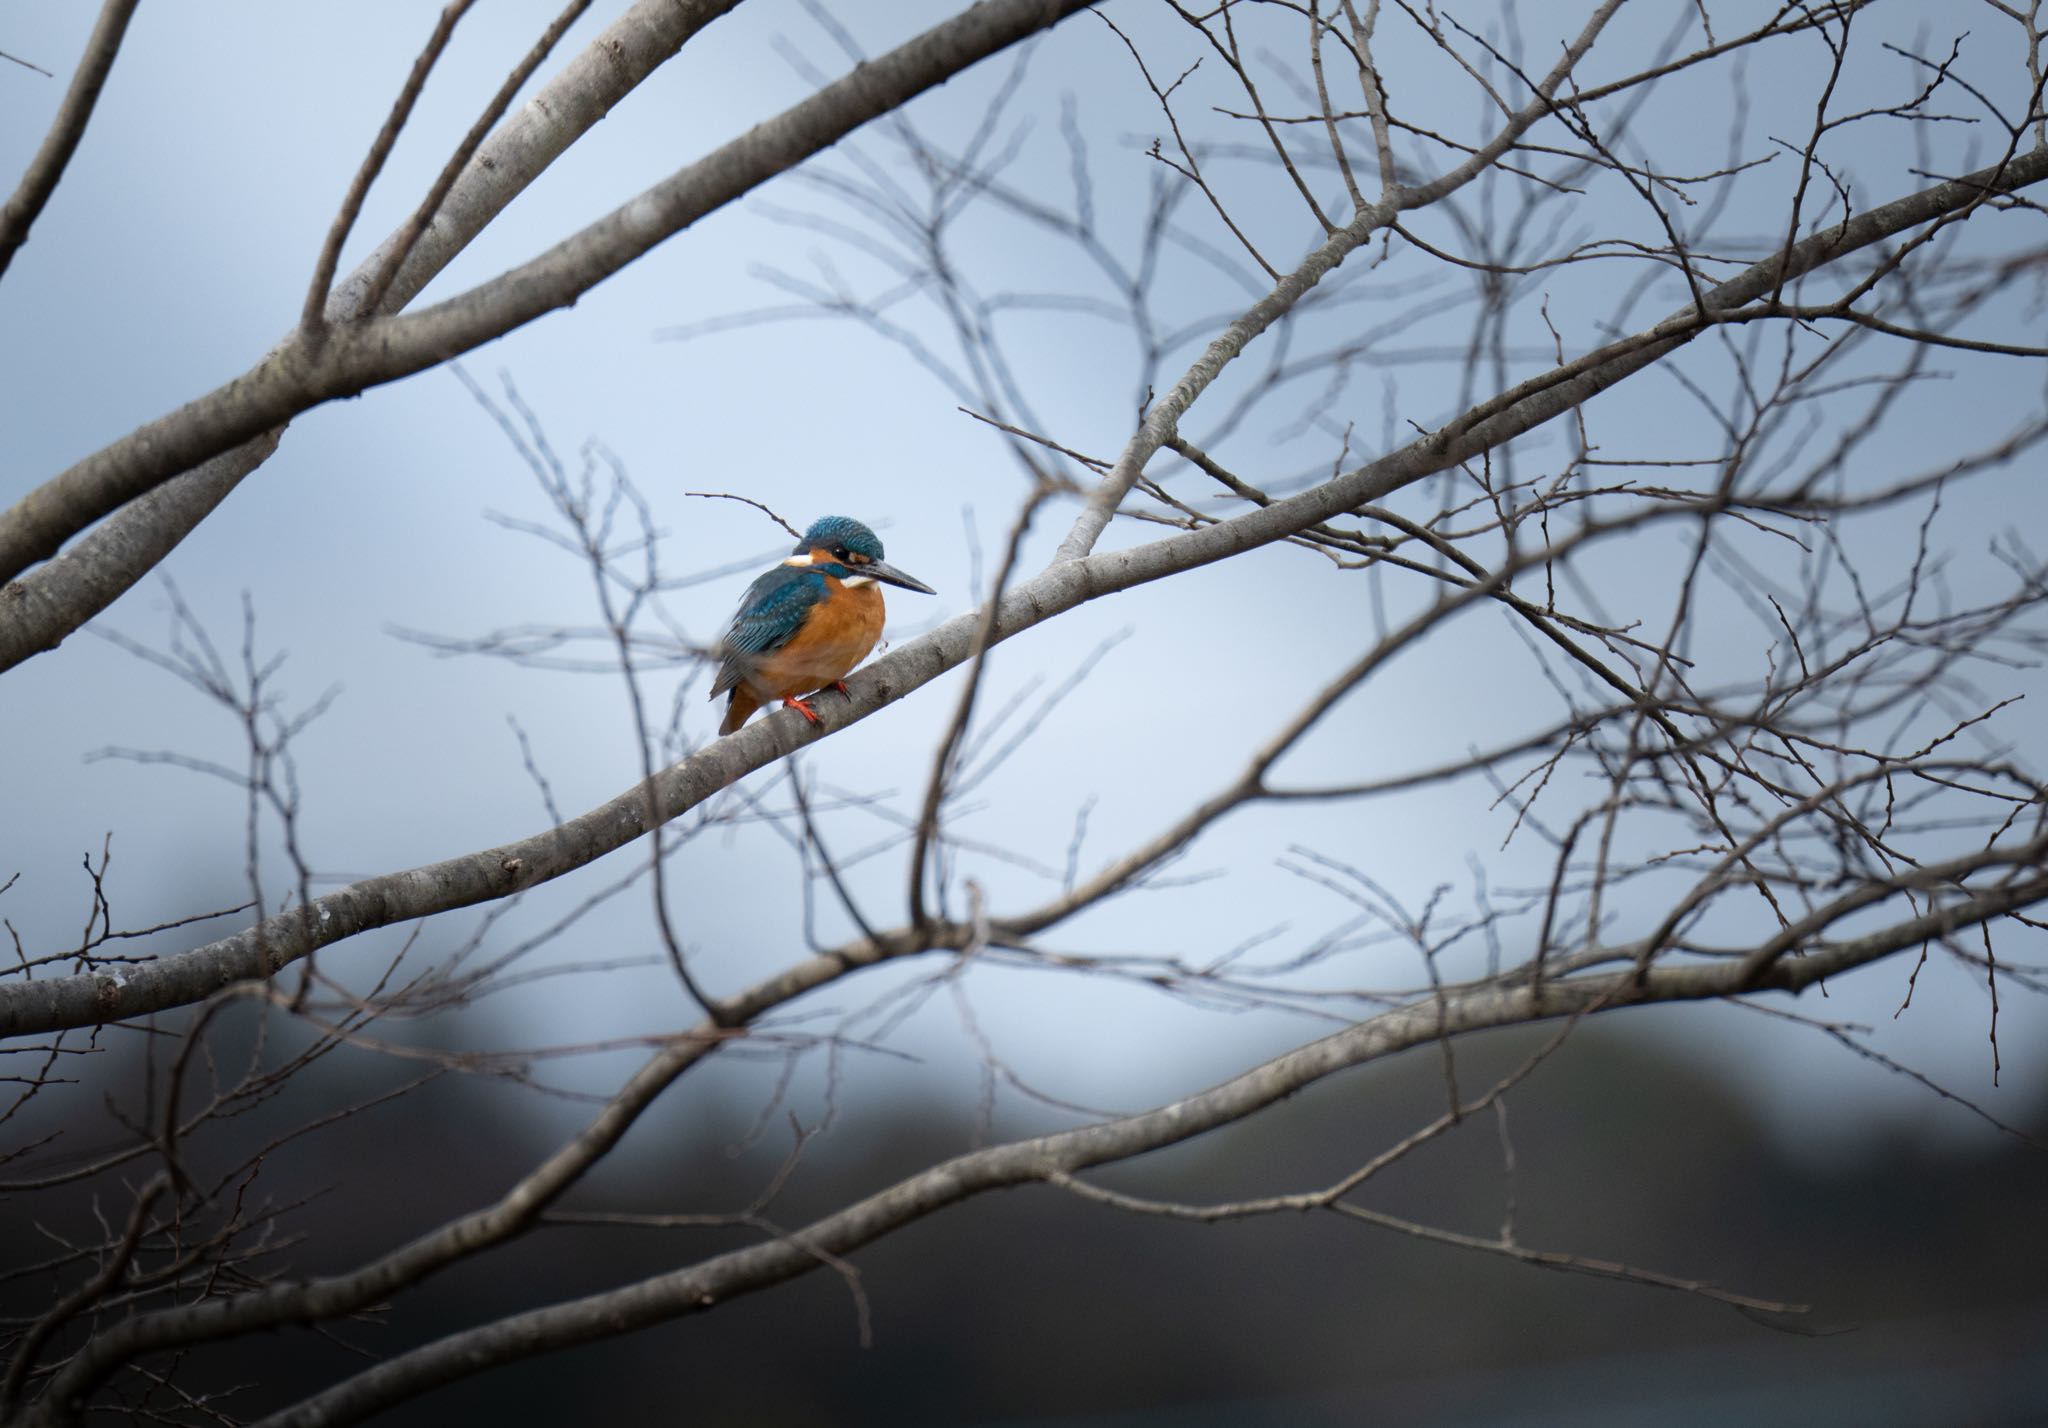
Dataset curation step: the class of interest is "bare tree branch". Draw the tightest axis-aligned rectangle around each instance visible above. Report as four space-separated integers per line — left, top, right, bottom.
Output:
0 0 1101 594
0 0 140 282
0 0 743 674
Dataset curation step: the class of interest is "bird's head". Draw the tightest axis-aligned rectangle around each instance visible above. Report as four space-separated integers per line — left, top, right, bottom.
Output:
788 515 935 594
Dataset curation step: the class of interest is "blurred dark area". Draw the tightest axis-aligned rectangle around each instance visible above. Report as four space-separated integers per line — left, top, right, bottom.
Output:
6 1017 2045 1427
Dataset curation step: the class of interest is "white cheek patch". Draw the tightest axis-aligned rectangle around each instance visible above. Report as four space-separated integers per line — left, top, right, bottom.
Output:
841 574 876 588
782 553 814 567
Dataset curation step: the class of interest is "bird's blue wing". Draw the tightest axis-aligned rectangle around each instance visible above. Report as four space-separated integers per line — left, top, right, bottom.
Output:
725 567 826 653
712 566 824 694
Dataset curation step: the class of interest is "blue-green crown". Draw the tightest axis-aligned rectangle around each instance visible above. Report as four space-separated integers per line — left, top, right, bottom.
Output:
796 516 884 560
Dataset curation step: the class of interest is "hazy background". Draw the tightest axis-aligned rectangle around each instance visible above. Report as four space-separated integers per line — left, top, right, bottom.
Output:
3 2 2045 1422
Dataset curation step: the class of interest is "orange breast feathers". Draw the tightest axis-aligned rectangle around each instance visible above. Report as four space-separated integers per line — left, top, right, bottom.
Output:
738 578 886 702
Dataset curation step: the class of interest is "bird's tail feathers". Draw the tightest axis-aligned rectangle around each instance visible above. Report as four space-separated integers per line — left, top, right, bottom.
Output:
719 686 760 735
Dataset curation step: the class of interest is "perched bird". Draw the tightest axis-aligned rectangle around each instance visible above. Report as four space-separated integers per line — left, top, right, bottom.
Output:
711 516 936 735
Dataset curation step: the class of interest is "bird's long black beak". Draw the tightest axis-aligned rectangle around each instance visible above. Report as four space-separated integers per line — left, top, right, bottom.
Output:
868 560 936 595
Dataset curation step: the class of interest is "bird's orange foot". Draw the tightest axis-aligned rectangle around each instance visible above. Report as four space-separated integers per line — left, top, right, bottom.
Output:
783 695 822 725
831 680 853 697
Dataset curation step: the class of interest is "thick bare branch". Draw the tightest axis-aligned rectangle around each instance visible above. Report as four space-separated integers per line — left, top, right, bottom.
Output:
214 862 2044 1426
6 137 2046 1038
0 0 742 674
7 11 2046 1416
0 0 1098 593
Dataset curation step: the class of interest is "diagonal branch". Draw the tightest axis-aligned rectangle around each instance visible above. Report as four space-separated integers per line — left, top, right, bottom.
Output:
0 0 1101 594
0 0 141 283
355 0 598 319
0 0 743 675
5 140 2046 1039
1050 0 1632 565
300 1 476 336
231 861 2048 1427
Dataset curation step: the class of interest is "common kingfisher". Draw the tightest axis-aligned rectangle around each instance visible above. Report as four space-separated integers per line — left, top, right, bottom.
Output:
711 516 936 734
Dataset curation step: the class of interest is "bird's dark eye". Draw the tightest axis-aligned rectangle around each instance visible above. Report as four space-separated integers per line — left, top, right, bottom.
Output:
833 545 850 560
